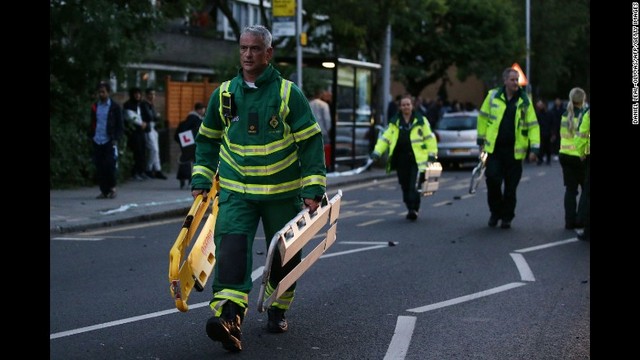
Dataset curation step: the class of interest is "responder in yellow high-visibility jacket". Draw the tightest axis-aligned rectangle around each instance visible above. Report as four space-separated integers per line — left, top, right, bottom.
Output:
559 87 589 231
575 105 590 240
476 67 540 229
371 95 438 221
191 25 326 353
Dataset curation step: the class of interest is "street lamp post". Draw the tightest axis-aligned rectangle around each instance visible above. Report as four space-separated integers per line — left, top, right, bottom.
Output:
526 0 531 94
296 0 303 89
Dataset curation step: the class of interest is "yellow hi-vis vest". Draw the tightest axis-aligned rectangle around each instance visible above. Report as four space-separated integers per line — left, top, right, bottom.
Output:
477 88 540 159
372 114 438 173
575 108 590 157
560 106 589 157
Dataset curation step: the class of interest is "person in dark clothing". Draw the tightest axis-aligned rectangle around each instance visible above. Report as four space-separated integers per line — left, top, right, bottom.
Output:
141 88 168 179
89 81 124 199
476 68 540 229
174 102 205 189
386 94 401 124
123 87 149 180
371 95 438 220
534 99 553 165
559 87 589 230
549 97 565 159
426 97 444 129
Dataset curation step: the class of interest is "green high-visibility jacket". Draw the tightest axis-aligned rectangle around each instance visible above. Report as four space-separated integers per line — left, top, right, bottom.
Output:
372 112 438 173
192 65 326 200
477 87 540 159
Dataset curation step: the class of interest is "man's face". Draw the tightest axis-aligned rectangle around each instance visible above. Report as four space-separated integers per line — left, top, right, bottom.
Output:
504 71 519 93
400 98 413 114
239 34 272 77
146 91 156 102
97 88 109 101
321 91 332 104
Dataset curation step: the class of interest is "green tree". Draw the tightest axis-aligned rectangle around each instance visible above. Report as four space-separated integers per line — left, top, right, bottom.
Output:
303 0 522 98
516 0 590 100
50 0 197 188
392 0 523 96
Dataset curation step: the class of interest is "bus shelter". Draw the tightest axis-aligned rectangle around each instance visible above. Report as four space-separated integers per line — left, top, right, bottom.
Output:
275 56 381 172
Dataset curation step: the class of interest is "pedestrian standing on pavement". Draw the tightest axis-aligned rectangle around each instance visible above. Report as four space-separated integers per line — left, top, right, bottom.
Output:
476 67 540 229
191 24 326 353
141 88 168 180
309 86 332 169
174 102 204 189
89 81 124 199
123 87 149 181
575 104 590 240
370 94 438 221
559 87 589 230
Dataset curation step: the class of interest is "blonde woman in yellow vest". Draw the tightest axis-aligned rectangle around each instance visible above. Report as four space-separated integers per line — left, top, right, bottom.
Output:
575 106 590 240
559 87 588 230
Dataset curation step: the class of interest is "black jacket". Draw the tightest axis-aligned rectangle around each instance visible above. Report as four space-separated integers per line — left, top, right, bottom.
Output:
89 98 124 145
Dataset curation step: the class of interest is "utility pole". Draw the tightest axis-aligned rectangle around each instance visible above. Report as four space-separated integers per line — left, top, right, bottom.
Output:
382 24 391 125
296 0 303 89
526 0 531 94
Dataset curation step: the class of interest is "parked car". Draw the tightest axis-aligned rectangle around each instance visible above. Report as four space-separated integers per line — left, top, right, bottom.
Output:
334 106 378 165
433 111 480 168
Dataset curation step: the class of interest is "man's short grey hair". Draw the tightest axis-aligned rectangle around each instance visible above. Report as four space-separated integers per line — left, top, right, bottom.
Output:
502 67 518 81
241 25 272 48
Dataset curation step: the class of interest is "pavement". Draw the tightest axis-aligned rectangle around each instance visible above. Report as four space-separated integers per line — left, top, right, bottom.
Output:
50 164 393 234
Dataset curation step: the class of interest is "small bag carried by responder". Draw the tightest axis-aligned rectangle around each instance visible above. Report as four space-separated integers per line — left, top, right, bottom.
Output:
418 161 442 196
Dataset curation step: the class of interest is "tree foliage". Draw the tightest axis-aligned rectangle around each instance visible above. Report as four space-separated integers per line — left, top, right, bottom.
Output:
304 0 587 101
517 0 590 100
49 0 197 188
302 0 523 98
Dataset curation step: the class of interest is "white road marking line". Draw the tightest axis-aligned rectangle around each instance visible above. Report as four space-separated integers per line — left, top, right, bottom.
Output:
51 237 104 241
357 219 384 227
50 242 390 340
514 238 578 253
51 235 139 241
432 200 453 207
406 282 527 313
76 218 184 235
320 245 388 258
341 241 392 245
510 253 535 282
383 316 416 360
50 267 265 340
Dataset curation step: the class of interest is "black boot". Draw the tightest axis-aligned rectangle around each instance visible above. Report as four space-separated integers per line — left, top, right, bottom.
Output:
267 307 288 333
155 171 168 180
206 301 244 352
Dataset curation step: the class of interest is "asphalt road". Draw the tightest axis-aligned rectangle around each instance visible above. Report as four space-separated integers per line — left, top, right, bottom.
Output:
50 162 590 359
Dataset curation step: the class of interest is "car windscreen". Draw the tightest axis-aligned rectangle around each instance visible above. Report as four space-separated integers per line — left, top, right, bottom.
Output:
435 116 477 131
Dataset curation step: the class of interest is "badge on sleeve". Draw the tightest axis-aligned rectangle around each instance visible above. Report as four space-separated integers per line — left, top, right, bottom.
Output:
269 115 279 128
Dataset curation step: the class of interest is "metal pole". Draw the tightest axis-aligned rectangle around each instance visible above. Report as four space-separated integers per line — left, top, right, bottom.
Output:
296 0 303 90
526 0 531 93
382 24 392 124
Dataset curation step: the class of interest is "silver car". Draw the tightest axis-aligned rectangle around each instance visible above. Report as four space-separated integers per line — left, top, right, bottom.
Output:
433 111 480 167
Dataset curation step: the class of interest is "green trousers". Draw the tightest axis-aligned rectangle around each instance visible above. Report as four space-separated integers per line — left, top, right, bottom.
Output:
211 189 303 307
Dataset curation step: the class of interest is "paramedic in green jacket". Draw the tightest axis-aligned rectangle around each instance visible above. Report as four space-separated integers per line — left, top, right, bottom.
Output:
191 25 326 353
477 67 540 229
